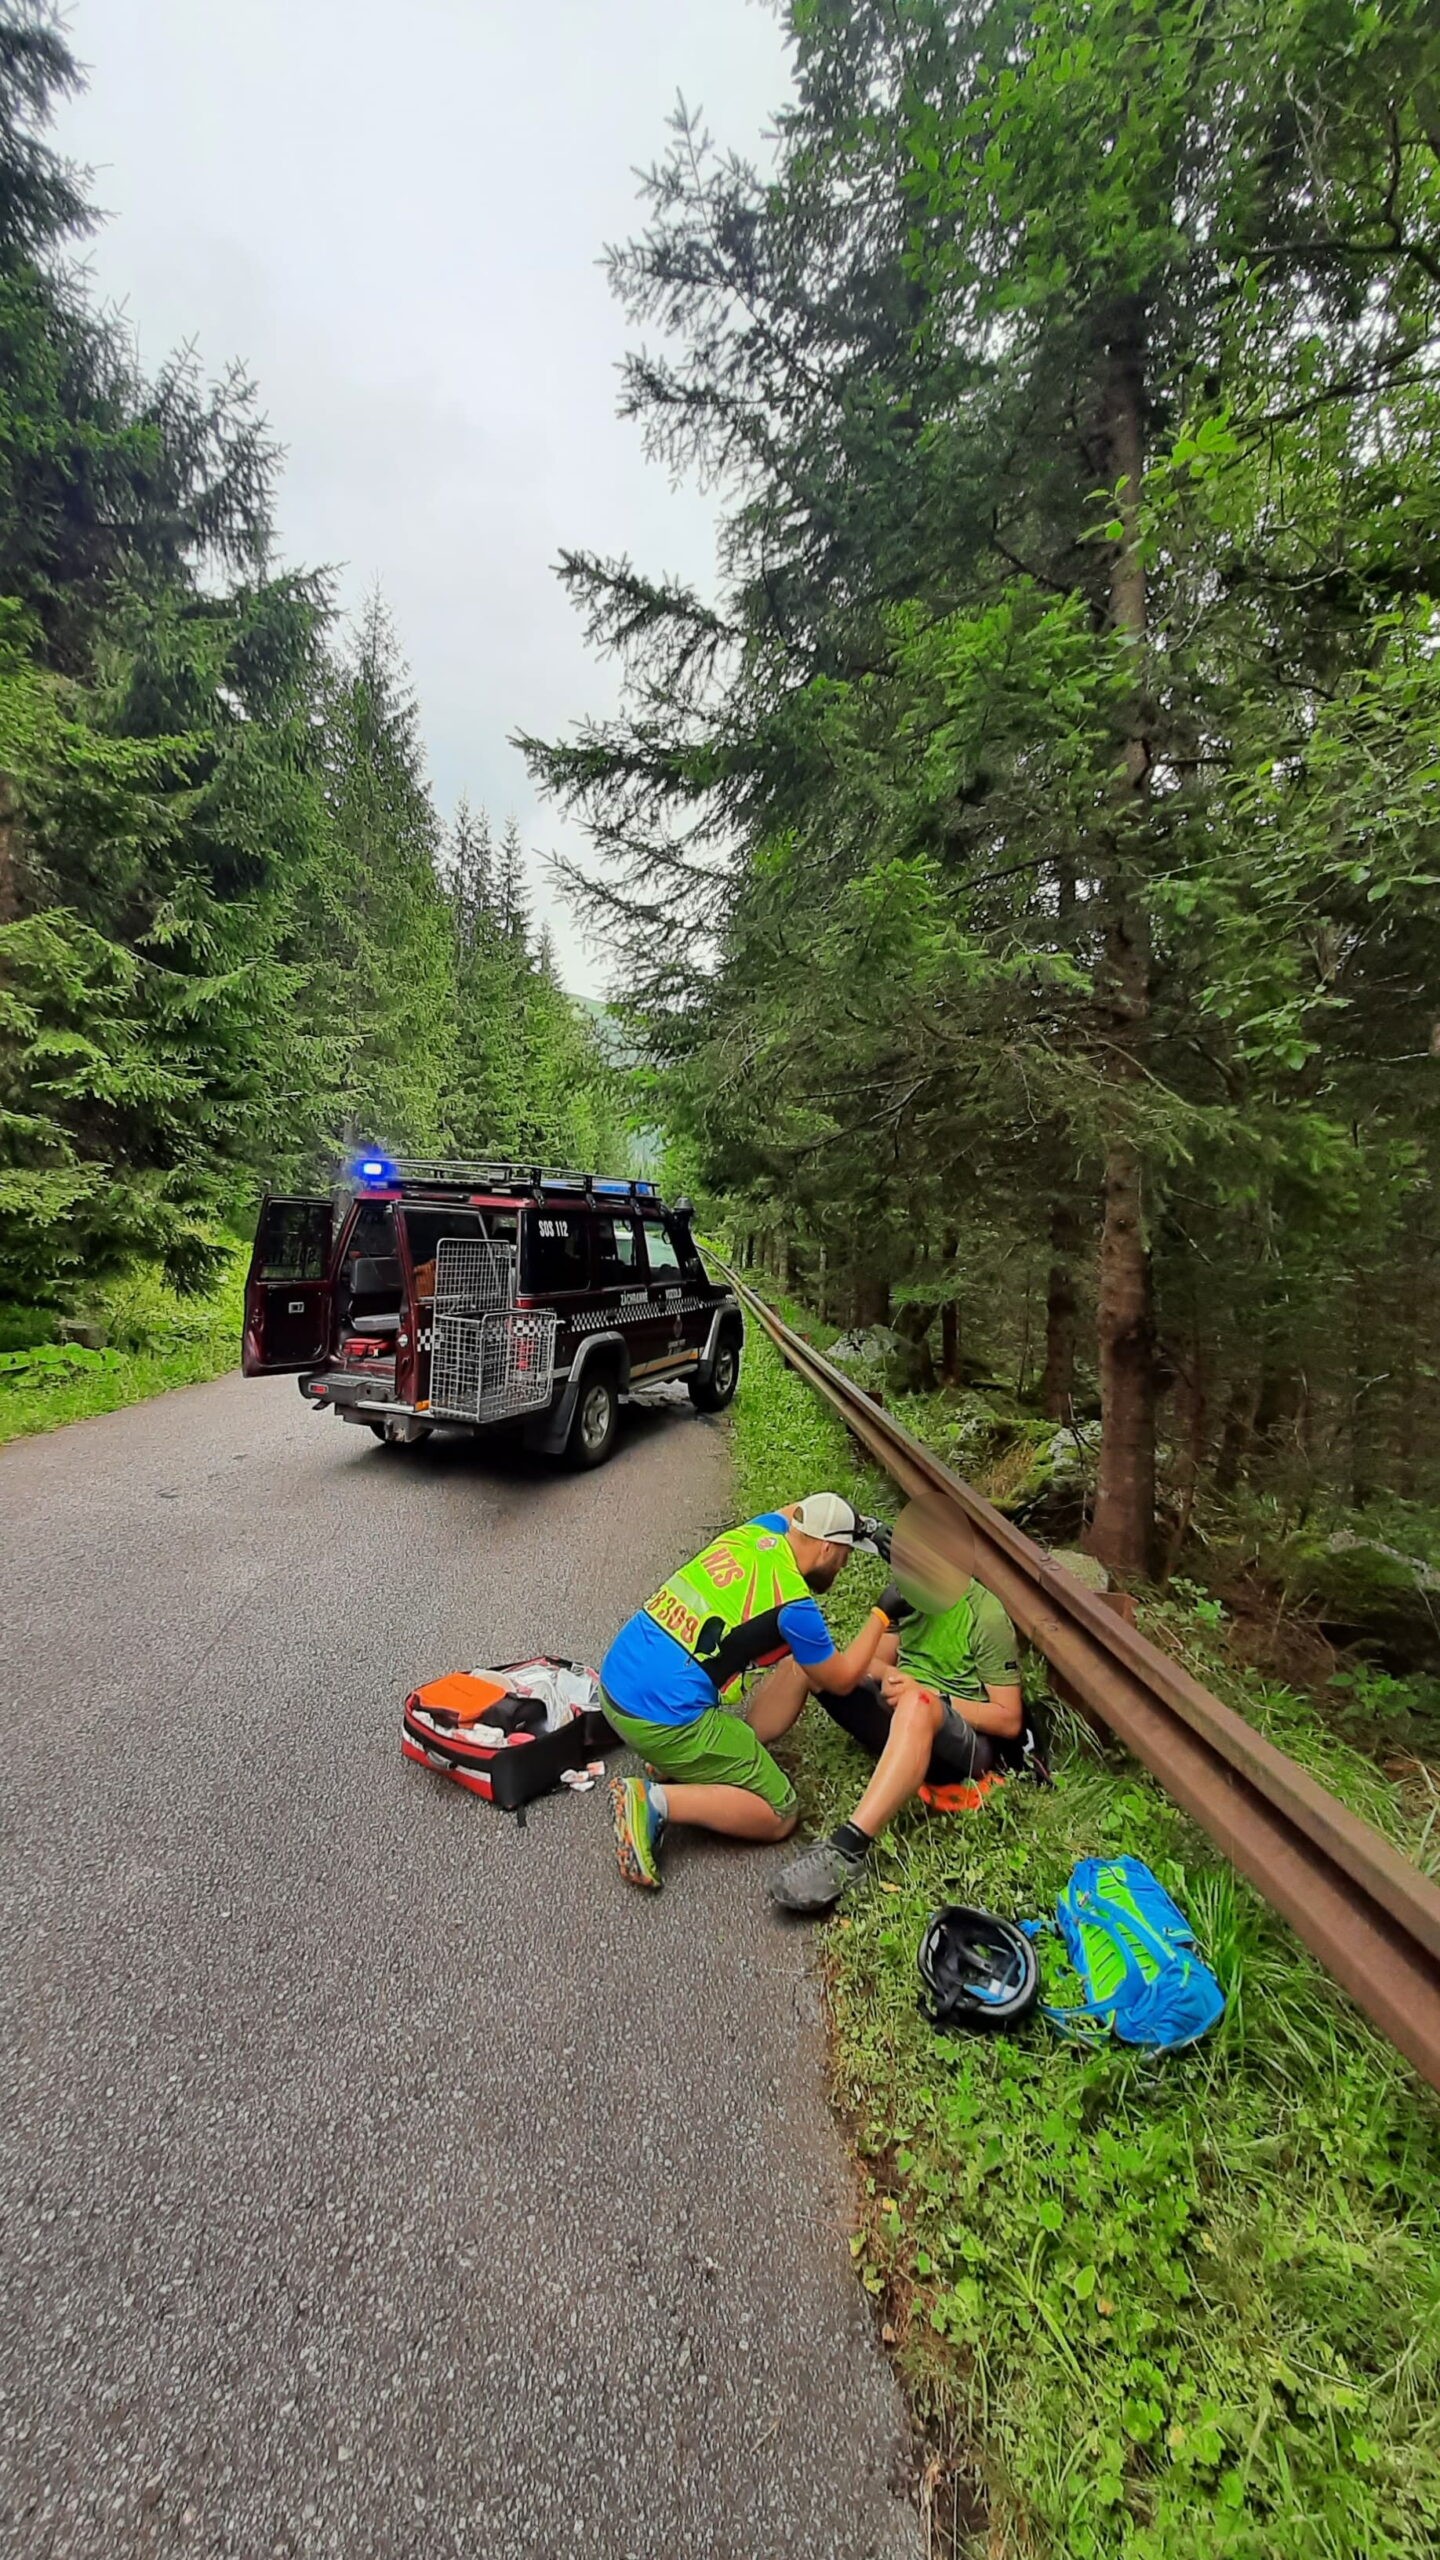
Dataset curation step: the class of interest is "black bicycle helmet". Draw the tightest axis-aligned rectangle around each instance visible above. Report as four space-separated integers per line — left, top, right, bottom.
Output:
918 1904 1040 2034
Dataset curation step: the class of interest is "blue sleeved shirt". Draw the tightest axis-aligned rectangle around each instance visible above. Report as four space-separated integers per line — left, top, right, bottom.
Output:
600 1513 835 1726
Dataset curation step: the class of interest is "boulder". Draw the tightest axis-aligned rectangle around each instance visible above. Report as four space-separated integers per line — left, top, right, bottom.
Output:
1043 1421 1102 1480
940 1391 1038 1475
57 1316 109 1351
827 1325 903 1373
985 1418 1100 1540
1048 1545 1113 1594
1297 1528 1440 1672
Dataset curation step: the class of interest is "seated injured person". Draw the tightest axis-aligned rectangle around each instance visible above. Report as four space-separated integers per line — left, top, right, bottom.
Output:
767 1502 1025 1914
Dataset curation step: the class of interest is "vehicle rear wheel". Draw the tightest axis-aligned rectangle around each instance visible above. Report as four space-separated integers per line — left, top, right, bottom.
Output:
688 1340 740 1412
566 1370 618 1469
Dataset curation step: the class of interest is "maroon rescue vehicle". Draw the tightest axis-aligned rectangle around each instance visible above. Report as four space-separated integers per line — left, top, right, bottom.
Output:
241 1159 743 1469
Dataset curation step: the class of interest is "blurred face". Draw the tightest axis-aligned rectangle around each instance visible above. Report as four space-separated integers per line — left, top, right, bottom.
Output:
794 1533 850 1592
890 1501 975 1614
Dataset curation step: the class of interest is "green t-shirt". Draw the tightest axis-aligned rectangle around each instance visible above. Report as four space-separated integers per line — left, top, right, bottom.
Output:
899 1579 1021 1703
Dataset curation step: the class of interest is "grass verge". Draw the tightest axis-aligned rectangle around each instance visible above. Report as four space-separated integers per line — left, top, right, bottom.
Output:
732 1324 1440 2560
0 1248 247 1444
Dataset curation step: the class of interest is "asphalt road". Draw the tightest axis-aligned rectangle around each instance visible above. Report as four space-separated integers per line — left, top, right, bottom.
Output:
1 1374 920 2560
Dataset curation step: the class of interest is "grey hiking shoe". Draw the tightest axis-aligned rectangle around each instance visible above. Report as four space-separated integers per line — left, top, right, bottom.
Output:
770 1833 868 1915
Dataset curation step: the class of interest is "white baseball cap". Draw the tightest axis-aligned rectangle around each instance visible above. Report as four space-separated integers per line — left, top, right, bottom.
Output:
790 1493 881 1552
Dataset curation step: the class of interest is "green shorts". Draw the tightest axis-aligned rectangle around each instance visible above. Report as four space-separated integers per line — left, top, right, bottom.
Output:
601 1694 797 1818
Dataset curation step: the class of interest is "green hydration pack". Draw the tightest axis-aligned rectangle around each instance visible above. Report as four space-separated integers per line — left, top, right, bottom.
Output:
644 1516 811 1700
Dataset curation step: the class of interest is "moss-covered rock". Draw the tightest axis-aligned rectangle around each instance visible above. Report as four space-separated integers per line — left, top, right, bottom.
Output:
993 1419 1101 1540
1290 1527 1440 1672
827 1324 903 1379
888 1382 1097 1538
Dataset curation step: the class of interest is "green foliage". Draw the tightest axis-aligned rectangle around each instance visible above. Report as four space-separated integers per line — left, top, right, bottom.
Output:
1325 1661 1440 1774
733 1328 1440 2558
294 589 455 1159
0 10 627 1329
528 0 1440 1563
438 803 632 1174
0 1238 248 1442
0 1337 121 1379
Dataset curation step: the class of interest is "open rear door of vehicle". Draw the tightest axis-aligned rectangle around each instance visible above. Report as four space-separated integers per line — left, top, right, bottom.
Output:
242 1195 335 1374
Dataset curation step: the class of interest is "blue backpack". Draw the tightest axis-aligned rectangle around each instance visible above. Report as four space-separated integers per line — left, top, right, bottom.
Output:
1026 1856 1225 2050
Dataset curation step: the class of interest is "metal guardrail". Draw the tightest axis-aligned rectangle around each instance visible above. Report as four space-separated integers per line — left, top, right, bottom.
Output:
723 1266 1440 2096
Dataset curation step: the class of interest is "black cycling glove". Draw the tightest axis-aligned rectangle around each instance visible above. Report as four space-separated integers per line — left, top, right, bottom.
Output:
876 1579 914 1627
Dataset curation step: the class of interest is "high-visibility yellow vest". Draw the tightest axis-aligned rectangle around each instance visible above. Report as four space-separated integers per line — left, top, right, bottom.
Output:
643 1515 811 1686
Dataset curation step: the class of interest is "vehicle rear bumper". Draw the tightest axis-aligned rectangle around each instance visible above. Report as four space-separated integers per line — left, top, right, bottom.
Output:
301 1369 409 1422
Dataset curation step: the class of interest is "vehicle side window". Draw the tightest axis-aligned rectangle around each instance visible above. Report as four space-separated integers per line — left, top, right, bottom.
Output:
348 1203 395 1259
644 1222 681 1281
401 1211 486 1307
402 1209 481 1266
526 1212 591 1294
594 1216 641 1288
397 1207 516 1259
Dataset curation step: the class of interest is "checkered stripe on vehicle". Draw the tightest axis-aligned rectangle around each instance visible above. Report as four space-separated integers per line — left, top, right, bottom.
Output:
416 1295 727 1349
565 1293 721 1334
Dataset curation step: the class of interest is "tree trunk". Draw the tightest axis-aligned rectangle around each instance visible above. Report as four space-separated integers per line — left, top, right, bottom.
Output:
1393 1237 1423 1502
1255 1356 1303 1454
1162 1346 1208 1579
1087 303 1158 1578
939 1228 961 1385
895 1299 937 1392
0 773 17 924
1213 1374 1256 1496
1090 1134 1157 1572
854 1271 891 1330
1040 1201 1081 1419
1347 1277 1381 1510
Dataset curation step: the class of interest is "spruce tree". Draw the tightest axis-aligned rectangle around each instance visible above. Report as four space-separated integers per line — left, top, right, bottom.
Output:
525 0 1440 1560
309 590 455 1158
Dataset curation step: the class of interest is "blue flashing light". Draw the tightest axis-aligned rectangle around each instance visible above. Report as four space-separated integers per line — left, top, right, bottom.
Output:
353 1151 398 1187
593 1178 630 1194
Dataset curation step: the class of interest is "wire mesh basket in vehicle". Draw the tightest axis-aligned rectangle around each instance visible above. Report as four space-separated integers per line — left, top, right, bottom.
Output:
434 1235 516 1313
430 1309 558 1423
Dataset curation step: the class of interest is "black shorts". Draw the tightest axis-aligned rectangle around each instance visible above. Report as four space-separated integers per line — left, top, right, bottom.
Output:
813 1677 999 1783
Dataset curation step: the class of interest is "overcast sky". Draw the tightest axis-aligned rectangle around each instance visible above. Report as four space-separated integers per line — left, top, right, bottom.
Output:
56 0 792 992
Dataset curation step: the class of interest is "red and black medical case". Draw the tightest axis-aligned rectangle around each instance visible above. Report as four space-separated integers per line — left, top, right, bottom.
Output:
400 1658 616 1812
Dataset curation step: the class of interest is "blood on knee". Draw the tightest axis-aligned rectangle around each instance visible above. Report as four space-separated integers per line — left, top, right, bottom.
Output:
897 1683 947 1735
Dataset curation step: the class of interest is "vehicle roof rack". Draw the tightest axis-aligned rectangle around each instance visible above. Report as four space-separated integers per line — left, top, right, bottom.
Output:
381 1157 663 1204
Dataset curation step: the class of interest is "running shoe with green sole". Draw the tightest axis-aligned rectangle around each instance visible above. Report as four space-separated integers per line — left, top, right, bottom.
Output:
611 1775 665 1889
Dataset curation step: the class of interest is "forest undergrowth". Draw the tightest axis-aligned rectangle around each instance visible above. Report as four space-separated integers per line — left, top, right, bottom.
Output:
731 1326 1440 2560
746 1275 1440 1784
0 1248 248 1442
